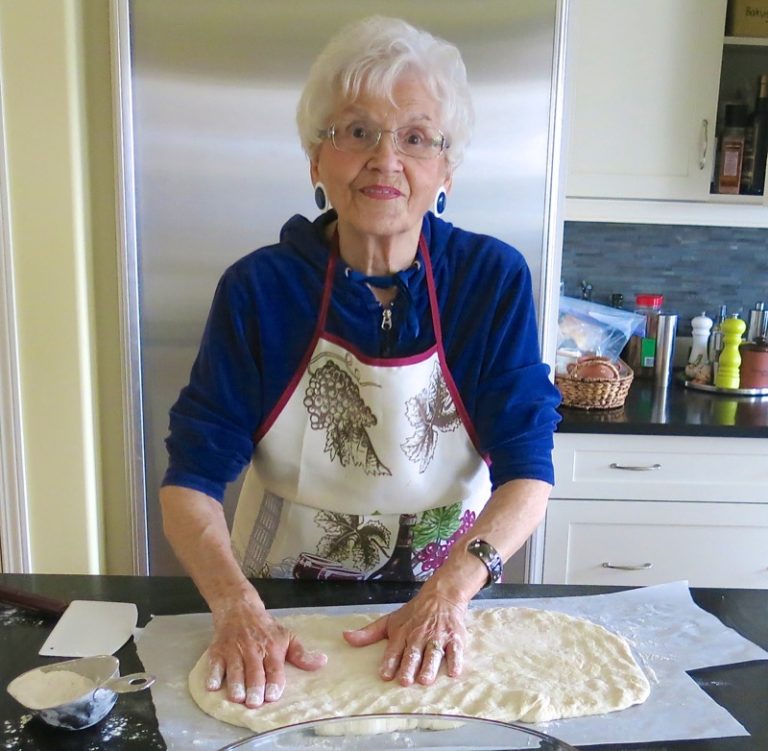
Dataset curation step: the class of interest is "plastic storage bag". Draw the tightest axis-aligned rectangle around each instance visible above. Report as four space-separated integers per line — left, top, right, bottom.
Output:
556 296 645 373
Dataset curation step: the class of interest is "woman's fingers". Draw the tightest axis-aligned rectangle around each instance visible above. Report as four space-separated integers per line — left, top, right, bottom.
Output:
286 637 328 671
369 592 469 686
223 654 246 703
206 654 225 691
397 644 423 686
444 636 464 677
417 639 445 685
342 613 389 647
205 600 327 705
243 645 267 707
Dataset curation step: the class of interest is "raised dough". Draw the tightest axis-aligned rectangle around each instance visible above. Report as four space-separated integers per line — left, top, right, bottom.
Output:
188 607 650 732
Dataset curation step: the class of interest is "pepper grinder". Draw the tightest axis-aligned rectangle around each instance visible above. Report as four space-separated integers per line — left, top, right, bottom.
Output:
708 304 727 380
685 312 713 384
714 315 746 390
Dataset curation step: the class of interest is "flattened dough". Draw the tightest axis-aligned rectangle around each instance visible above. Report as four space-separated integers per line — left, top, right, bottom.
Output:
189 607 650 732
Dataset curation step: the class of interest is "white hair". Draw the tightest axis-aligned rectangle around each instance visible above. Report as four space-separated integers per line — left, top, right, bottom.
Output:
296 16 474 169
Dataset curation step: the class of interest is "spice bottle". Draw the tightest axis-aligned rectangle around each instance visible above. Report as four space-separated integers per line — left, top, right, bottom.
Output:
623 294 664 378
717 103 748 194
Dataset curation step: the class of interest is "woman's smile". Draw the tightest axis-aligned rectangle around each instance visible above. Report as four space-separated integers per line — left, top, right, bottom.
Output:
359 184 404 199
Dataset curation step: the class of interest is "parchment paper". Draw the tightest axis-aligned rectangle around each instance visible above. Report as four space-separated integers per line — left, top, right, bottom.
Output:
135 581 768 750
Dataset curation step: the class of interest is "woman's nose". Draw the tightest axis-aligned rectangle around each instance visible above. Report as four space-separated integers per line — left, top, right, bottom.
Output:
367 132 403 169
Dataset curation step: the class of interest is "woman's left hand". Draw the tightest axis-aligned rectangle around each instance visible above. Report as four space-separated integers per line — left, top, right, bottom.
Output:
342 590 468 686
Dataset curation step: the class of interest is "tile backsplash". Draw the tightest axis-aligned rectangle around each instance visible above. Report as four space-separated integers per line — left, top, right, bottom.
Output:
561 221 768 336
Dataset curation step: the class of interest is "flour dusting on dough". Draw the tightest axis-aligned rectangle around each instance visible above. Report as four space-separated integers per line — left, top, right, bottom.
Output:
188 607 650 733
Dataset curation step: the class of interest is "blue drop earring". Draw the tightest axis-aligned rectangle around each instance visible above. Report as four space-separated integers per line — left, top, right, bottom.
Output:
433 186 447 217
314 182 331 211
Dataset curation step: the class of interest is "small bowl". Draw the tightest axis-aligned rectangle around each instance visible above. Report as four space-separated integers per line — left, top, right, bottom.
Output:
6 655 155 730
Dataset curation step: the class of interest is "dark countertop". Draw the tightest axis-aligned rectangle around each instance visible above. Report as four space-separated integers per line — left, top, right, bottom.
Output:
1 574 767 750
557 373 768 437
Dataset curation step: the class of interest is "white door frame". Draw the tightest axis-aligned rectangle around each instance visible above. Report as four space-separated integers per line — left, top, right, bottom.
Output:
0 71 30 574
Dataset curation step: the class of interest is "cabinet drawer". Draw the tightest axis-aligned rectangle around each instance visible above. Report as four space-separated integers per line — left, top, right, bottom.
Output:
542 499 768 589
553 434 768 502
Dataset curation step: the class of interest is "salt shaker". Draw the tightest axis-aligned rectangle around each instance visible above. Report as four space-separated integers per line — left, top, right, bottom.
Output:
685 312 713 384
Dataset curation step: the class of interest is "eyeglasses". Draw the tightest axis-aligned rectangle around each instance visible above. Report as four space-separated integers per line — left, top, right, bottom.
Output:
318 120 448 160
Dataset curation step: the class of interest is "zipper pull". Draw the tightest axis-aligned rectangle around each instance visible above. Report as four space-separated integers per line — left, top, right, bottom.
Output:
381 307 393 331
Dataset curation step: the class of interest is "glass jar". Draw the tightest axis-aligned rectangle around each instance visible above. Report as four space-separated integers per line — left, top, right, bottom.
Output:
623 294 664 378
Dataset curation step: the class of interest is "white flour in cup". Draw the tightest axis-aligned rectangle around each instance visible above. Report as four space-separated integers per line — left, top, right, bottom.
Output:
9 669 97 709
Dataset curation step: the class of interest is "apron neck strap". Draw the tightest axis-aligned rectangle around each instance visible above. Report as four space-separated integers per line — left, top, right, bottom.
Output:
320 227 444 347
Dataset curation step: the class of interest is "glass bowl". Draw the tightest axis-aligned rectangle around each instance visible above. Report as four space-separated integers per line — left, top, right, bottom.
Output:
216 713 577 750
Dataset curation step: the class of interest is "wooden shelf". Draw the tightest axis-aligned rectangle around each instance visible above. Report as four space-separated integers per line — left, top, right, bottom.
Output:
707 193 766 204
564 196 768 227
724 35 768 47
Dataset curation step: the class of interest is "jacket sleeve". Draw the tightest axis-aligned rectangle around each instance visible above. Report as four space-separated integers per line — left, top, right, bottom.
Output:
465 254 562 488
162 267 263 502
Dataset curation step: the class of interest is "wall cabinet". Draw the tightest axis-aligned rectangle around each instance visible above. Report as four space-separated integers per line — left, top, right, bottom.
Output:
566 0 727 202
539 433 768 588
564 0 768 226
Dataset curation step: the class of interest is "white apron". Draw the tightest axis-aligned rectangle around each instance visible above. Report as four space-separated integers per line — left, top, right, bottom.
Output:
231 234 492 581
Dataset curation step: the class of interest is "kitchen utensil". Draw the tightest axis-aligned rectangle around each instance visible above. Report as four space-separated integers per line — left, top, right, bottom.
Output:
214 713 578 750
0 583 69 617
39 600 138 657
746 301 767 342
6 655 155 730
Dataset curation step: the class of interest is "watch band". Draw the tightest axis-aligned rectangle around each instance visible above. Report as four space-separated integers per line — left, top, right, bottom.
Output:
466 538 503 588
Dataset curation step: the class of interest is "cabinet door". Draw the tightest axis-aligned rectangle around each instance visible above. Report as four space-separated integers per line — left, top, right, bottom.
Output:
542 499 768 588
566 0 727 200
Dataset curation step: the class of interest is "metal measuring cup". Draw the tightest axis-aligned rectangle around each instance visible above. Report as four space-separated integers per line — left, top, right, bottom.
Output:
6 654 155 730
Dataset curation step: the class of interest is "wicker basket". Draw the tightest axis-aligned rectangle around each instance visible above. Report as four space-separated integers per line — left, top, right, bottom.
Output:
555 357 634 410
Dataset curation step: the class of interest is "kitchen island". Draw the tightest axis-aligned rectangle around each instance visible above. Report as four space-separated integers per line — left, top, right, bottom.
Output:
1 574 766 750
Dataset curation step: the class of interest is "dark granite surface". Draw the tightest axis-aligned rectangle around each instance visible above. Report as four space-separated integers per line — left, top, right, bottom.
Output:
557 373 768 438
1 574 767 750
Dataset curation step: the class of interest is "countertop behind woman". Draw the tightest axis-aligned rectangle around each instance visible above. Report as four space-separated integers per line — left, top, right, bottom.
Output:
557 374 768 438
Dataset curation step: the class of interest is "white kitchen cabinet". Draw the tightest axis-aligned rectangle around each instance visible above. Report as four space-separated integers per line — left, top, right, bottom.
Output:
566 0 727 202
538 433 768 588
551 433 768 503
543 499 768 588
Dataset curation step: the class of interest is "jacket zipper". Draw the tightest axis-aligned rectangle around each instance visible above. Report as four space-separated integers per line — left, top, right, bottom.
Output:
380 303 394 357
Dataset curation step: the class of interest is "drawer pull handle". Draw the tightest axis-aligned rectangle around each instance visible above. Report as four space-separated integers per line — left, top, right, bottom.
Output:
609 462 662 471
602 562 653 571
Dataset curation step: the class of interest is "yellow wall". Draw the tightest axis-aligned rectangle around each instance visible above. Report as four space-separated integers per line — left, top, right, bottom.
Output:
0 0 132 573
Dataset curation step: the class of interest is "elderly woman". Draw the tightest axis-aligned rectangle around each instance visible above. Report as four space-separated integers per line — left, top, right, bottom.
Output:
161 16 561 709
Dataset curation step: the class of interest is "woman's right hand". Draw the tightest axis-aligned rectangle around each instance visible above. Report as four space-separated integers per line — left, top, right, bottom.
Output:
206 591 327 707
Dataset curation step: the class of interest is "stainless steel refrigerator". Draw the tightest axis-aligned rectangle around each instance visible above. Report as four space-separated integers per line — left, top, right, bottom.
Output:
113 0 567 576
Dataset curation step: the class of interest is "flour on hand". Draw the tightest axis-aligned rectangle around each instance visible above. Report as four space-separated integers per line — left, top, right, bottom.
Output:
188 607 651 733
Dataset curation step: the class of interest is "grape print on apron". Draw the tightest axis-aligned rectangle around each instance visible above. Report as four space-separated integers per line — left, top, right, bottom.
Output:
230 234 492 580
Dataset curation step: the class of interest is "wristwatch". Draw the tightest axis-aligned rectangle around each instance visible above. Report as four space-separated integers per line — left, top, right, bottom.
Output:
466 538 503 588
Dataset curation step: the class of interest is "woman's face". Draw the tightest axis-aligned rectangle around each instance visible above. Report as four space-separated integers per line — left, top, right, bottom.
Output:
310 75 452 245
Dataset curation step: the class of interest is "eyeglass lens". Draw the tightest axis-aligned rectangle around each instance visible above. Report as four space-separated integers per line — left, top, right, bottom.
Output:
331 120 445 159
